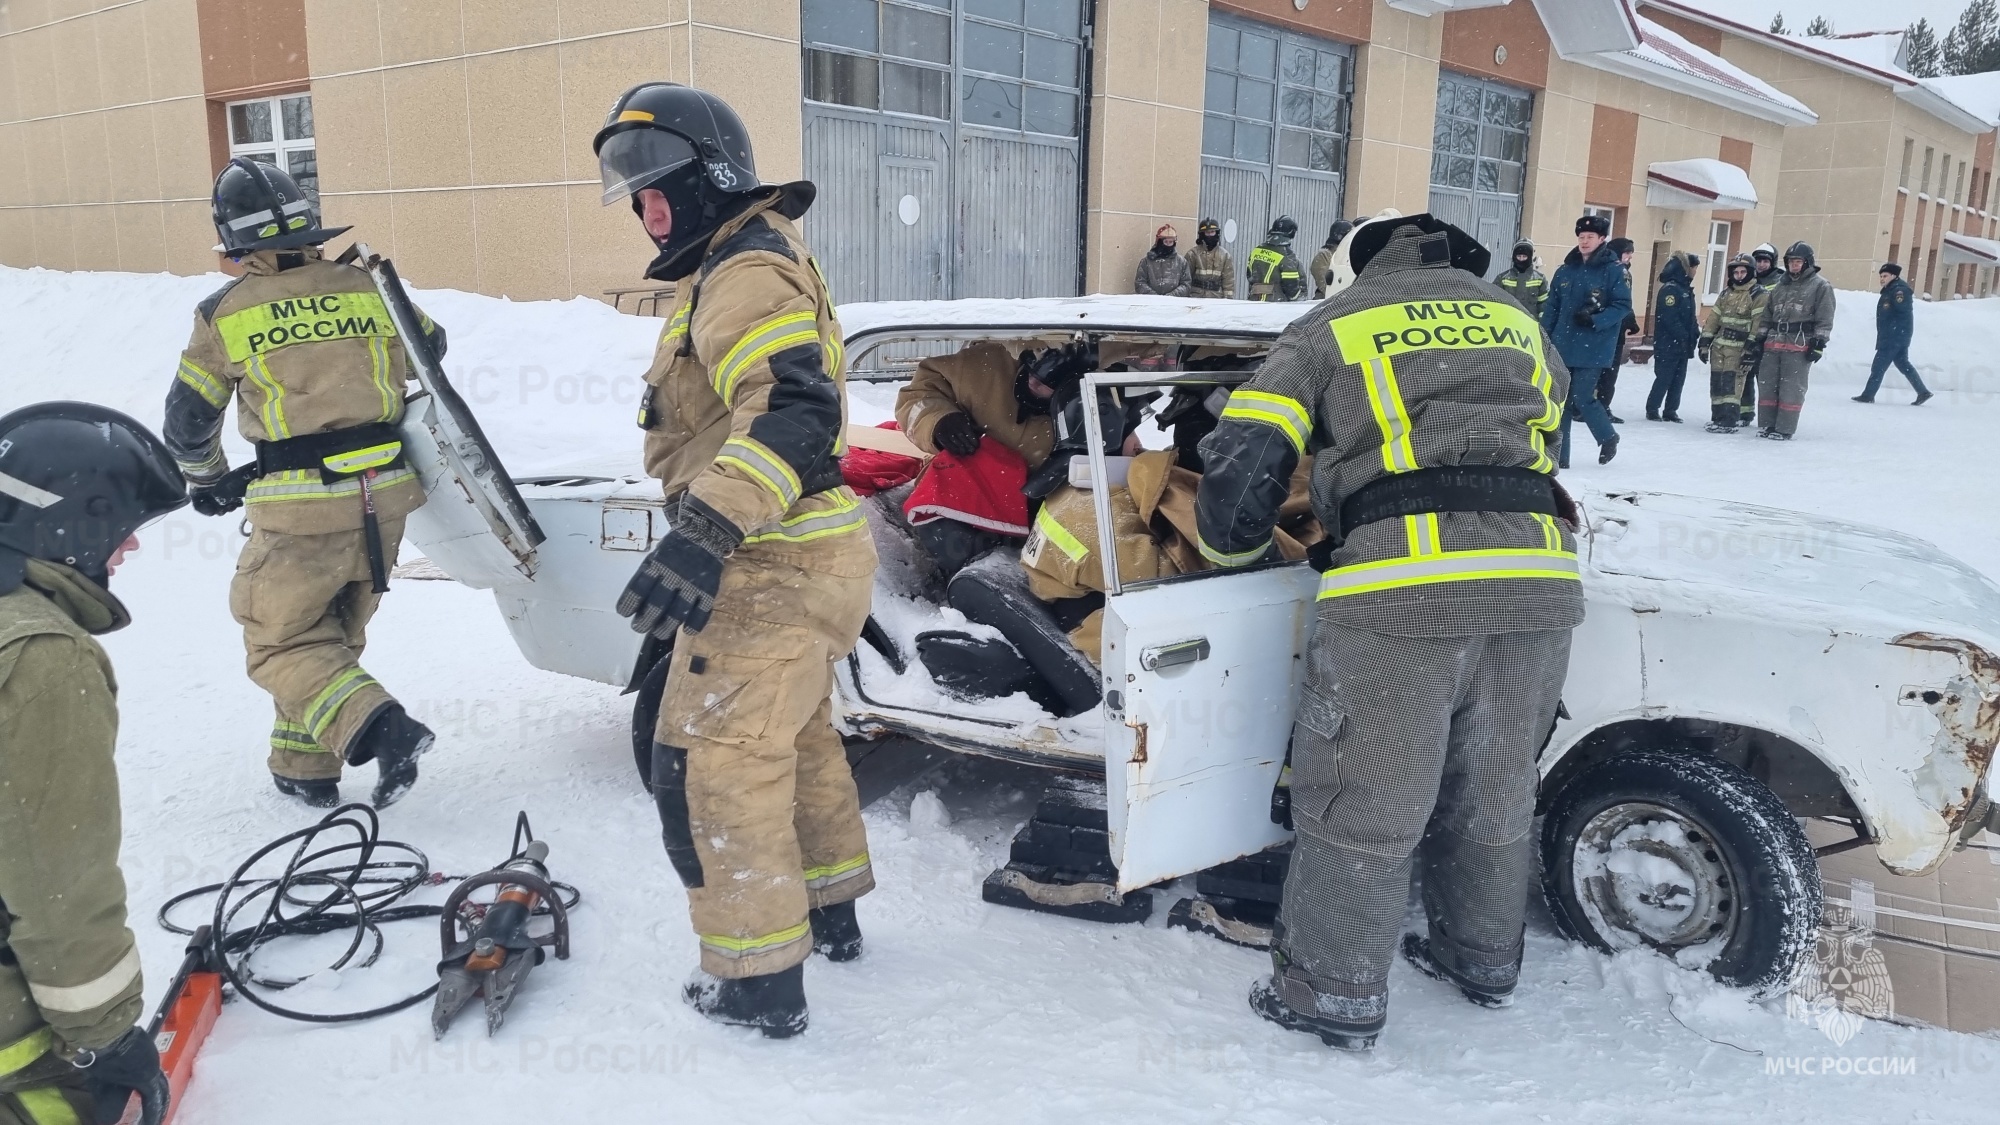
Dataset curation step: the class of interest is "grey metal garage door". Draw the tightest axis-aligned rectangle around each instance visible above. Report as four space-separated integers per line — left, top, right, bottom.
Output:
1197 12 1351 299
801 0 1086 302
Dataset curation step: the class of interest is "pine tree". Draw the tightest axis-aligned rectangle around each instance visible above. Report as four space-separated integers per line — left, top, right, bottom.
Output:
1805 15 1835 37
1769 12 1788 34
1906 18 1943 76
1942 0 2000 75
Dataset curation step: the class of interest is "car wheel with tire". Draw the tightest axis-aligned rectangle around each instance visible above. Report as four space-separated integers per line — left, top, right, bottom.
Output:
1540 747 1821 997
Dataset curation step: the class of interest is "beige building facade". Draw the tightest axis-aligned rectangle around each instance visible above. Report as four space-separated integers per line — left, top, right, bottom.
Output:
1646 2 2000 297
1 0 1925 316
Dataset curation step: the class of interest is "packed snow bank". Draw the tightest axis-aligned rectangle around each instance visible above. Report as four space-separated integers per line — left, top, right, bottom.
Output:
3 265 1999 1125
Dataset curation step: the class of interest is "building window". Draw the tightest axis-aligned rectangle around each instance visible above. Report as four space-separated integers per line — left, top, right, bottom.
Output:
1939 155 1951 202
802 0 1082 136
1204 19 1352 174
1921 147 1934 195
1580 203 1617 232
1954 163 1966 207
1703 220 1731 296
227 94 317 201
1901 138 1915 189
1428 74 1530 197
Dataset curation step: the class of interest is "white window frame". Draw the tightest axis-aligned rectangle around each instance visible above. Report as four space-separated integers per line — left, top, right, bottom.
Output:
1703 220 1731 298
1581 203 1616 232
226 93 317 199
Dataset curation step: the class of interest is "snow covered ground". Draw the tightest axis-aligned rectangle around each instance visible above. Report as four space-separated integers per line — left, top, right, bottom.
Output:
4 264 1999 1124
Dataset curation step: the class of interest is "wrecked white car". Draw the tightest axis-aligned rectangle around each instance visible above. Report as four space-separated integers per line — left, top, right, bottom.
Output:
391 293 2000 996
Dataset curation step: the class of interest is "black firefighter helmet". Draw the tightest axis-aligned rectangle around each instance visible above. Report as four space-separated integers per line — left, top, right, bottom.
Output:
1267 215 1299 245
594 82 810 279
0 402 187 591
212 157 348 255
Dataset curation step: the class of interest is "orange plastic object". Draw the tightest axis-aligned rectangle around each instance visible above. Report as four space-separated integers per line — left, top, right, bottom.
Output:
149 971 222 1124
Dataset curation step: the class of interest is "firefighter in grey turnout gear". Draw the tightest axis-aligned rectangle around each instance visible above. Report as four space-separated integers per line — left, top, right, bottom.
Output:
1755 241 1836 439
1194 213 1582 1050
163 157 444 810
0 404 181 1125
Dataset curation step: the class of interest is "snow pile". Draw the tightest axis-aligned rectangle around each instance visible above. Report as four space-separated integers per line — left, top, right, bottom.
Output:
3 265 1999 1124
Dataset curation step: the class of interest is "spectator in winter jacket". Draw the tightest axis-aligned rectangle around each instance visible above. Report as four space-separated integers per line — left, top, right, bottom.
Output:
1187 219 1234 299
1307 220 1353 298
1644 253 1699 422
1495 239 1547 316
1755 241 1837 439
1247 217 1305 301
1134 224 1191 296
1541 214 1630 466
1597 237 1638 422
1855 263 1932 405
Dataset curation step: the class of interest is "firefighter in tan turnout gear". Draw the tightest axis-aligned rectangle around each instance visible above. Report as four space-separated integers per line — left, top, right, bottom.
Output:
1186 218 1234 299
0 404 182 1125
164 158 442 810
597 82 878 1039
1698 254 1768 433
1194 214 1582 1050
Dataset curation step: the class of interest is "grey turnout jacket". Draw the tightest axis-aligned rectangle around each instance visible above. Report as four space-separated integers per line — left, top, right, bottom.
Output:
1194 223 1583 636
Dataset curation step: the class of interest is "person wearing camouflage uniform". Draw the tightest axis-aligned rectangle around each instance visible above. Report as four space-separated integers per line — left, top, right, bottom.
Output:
1186 219 1235 299
598 82 878 1039
1756 241 1836 439
1133 224 1191 296
1698 254 1768 432
1194 214 1581 1050
163 157 443 809
0 403 182 1125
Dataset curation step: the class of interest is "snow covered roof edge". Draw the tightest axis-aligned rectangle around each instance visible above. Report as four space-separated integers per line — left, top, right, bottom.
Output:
1645 0 1998 134
1567 8 1818 126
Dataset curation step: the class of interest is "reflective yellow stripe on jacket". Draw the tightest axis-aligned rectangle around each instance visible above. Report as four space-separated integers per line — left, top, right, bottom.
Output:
1318 297 1576 601
740 488 869 545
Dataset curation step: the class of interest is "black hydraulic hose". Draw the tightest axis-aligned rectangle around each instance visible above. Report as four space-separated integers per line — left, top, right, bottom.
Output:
158 804 578 1024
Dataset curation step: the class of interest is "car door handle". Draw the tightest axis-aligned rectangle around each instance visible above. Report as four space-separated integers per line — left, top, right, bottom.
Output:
1140 638 1210 671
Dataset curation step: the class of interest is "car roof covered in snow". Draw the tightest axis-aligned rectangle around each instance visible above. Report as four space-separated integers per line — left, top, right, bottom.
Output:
835 295 1318 345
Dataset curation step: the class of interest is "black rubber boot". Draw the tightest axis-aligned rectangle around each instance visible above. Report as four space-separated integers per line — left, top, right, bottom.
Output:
1851 394 1873 403
1399 934 1514 1009
272 774 340 809
684 964 808 1039
1645 408 1660 421
1248 975 1382 1051
347 703 435 808
810 901 864 963
1597 438 1618 465
1913 390 1933 406
1663 411 1682 423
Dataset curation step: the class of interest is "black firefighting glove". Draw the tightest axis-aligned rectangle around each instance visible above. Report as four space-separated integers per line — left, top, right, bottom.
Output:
187 462 258 517
1806 336 1828 364
932 411 983 457
1739 340 1763 373
1697 336 1712 365
617 494 742 638
72 1026 170 1125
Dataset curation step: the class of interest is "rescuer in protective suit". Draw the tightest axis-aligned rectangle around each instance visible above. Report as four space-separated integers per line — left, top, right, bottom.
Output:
1132 224 1191 296
1308 220 1354 298
1743 242 1780 426
164 157 445 809
1698 254 1768 432
1756 241 1836 439
598 82 878 1039
1494 239 1546 317
1194 213 1581 1051
1187 219 1234 299
0 403 182 1125
1247 217 1305 301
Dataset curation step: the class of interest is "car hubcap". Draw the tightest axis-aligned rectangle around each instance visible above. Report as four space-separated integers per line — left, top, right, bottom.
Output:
1571 802 1738 956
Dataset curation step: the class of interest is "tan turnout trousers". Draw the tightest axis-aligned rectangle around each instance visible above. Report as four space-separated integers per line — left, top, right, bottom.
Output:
230 519 404 780
653 542 875 979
